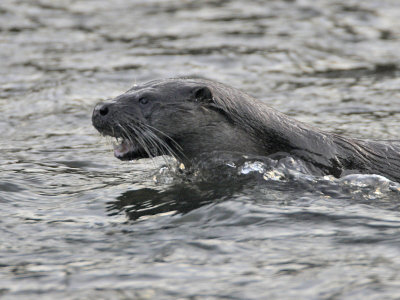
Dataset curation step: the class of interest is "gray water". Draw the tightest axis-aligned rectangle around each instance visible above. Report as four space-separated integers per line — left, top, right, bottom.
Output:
1 0 400 299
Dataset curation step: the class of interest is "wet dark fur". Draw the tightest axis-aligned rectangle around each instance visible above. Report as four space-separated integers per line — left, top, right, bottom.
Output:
92 78 400 182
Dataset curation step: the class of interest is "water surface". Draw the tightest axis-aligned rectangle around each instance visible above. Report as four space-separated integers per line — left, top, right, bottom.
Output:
1 0 400 299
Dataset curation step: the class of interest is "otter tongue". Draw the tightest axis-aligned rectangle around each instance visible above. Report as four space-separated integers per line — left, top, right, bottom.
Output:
113 139 132 158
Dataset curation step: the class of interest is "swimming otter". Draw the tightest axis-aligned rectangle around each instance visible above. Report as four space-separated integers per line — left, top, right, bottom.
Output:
92 78 400 182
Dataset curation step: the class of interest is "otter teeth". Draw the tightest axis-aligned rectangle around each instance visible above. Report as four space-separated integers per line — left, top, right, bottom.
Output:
113 139 133 158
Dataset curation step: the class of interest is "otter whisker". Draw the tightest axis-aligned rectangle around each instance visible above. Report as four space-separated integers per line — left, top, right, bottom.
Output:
119 113 182 167
121 113 177 158
127 123 175 166
117 122 153 159
127 125 154 159
143 126 183 161
121 113 186 164
140 126 175 161
116 122 134 144
135 120 185 158
138 124 179 158
132 126 158 157
142 123 184 153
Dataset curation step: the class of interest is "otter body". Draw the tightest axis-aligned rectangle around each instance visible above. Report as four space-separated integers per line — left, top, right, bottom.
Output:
92 78 400 182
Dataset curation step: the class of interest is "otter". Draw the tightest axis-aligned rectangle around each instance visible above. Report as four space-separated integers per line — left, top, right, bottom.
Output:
92 78 400 182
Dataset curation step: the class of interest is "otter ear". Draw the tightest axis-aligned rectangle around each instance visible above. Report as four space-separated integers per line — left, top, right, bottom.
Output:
192 86 213 103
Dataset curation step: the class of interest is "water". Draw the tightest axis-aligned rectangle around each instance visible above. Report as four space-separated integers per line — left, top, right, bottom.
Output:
1 0 400 299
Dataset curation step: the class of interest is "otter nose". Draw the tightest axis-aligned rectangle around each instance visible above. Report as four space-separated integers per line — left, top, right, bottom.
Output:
93 102 110 118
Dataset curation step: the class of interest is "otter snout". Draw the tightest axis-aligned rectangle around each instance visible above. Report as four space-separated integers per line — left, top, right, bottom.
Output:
93 102 110 118
92 102 116 136
92 102 108 126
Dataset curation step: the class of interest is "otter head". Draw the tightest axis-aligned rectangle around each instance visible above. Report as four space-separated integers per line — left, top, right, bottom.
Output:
92 79 262 164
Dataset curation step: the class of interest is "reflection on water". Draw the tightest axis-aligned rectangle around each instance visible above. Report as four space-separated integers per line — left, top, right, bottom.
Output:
1 0 400 298
108 184 222 221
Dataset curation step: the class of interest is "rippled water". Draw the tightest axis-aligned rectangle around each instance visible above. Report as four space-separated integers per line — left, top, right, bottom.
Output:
1 0 400 299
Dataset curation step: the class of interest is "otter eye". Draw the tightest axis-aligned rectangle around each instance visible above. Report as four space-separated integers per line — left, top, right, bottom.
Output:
139 97 148 105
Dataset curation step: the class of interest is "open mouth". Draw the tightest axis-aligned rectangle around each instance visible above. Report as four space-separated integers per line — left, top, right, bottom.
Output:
112 138 149 160
92 116 170 161
92 106 153 160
